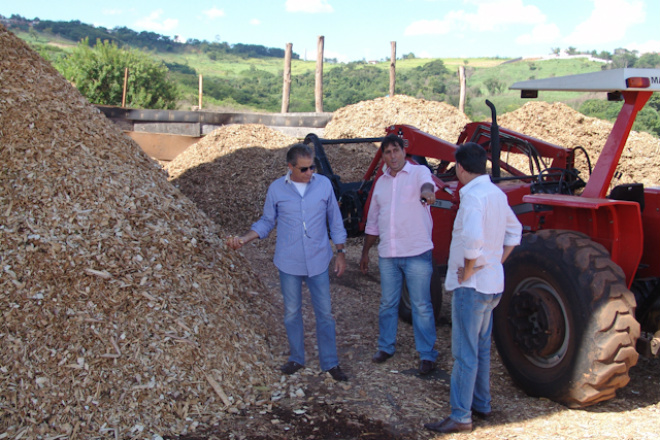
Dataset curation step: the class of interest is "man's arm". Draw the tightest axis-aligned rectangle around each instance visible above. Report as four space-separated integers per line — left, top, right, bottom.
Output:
501 245 515 263
227 230 259 250
420 182 436 204
458 257 481 283
360 234 379 274
334 244 347 277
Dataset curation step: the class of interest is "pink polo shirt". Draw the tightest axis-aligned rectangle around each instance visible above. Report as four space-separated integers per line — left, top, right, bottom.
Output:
365 161 435 258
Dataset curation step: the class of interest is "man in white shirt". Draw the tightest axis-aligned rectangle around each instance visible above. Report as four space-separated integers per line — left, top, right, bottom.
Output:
425 142 522 434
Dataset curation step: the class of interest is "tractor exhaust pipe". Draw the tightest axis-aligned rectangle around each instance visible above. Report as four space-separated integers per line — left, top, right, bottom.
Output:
486 100 501 179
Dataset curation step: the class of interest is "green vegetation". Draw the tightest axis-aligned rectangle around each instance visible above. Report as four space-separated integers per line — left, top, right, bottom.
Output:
3 14 659 136
463 58 612 120
57 39 178 109
579 94 660 137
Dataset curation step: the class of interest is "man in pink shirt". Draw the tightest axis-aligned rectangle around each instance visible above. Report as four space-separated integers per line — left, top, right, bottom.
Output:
360 135 438 374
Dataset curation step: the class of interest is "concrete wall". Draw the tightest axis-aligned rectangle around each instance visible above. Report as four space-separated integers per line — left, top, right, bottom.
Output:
97 105 332 160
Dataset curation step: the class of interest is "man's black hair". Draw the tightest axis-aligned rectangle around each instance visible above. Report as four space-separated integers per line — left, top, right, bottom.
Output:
380 134 405 152
454 142 487 175
286 143 313 165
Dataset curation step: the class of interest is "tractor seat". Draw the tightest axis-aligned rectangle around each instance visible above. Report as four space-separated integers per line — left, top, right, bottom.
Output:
607 183 645 212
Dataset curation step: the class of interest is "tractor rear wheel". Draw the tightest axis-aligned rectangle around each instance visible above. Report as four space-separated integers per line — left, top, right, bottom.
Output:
493 230 640 408
398 264 444 325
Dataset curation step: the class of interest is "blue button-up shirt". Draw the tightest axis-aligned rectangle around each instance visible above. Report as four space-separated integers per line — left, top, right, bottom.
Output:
251 172 347 277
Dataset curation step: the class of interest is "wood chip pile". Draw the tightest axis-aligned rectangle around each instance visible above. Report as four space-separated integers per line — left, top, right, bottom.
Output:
497 101 660 188
165 125 296 235
323 94 472 141
0 25 279 439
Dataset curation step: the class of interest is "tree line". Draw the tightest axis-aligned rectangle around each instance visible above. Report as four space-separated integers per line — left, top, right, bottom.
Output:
3 14 298 59
553 46 660 69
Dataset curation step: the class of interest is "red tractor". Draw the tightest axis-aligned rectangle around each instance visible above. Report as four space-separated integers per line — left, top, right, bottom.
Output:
305 68 660 408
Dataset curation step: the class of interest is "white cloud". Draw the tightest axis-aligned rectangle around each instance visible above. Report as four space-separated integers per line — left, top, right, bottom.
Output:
204 7 226 19
470 0 546 30
404 19 452 36
250 18 261 26
516 22 562 45
404 10 466 35
135 9 178 32
404 0 547 35
285 0 334 13
628 40 660 55
563 0 645 46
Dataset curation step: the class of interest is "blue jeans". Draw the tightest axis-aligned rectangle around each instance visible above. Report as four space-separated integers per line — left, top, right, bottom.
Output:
278 269 339 371
377 250 438 361
450 287 502 423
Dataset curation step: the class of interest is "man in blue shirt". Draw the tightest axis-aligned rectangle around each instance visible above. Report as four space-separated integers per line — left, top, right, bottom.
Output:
227 143 349 381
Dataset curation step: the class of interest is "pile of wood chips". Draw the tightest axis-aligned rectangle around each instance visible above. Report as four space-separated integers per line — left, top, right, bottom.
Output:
323 94 471 141
497 101 660 189
0 25 281 439
165 125 296 236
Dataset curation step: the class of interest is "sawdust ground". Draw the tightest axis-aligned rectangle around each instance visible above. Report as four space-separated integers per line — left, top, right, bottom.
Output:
170 239 660 440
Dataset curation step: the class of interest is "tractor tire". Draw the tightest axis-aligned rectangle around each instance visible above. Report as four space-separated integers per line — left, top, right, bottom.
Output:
493 229 640 408
398 264 444 325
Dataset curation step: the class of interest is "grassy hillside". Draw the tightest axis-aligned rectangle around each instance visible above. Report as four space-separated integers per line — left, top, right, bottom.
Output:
5 28 615 118
464 58 607 120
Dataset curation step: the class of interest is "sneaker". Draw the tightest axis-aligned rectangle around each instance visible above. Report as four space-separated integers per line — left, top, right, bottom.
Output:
280 361 304 375
326 365 348 381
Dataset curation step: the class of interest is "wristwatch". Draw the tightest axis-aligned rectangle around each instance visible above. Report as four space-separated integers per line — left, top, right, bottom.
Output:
336 248 346 254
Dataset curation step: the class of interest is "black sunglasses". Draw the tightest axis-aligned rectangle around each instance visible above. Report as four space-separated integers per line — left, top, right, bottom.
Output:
296 164 317 173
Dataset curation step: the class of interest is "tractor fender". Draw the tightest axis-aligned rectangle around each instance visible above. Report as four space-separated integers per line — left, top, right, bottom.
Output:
523 193 643 286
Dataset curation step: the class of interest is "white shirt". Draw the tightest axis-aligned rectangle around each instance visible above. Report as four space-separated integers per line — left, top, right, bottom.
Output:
445 174 522 294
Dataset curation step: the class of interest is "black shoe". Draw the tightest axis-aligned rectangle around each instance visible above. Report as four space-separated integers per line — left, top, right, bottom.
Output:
419 360 435 375
327 365 348 382
280 361 304 375
371 350 393 363
472 407 491 420
424 417 472 433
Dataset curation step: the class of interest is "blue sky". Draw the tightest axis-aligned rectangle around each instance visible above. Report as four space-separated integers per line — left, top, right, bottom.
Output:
3 0 659 62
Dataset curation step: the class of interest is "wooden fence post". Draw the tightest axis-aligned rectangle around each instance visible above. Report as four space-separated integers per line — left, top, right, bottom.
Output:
315 36 324 113
458 66 466 114
198 74 203 110
122 67 128 107
281 43 292 113
390 42 396 97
